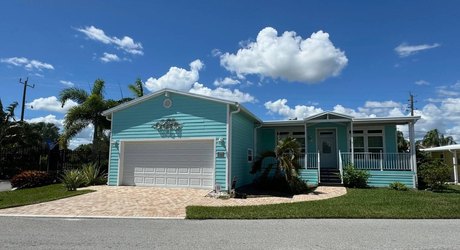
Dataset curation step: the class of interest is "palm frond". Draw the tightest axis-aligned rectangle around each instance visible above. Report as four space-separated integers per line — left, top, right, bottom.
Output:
91 79 105 97
128 78 144 98
59 88 88 107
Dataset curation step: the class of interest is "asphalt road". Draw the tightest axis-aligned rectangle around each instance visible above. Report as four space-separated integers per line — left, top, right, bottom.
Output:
0 217 459 249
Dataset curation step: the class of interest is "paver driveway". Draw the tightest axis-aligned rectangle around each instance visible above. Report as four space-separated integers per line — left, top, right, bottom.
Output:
0 186 346 218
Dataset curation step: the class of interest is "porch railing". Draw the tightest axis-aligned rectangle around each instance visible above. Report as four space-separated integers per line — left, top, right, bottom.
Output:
297 153 319 169
340 152 412 171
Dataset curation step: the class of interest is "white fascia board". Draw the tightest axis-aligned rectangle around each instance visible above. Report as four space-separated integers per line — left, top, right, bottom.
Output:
353 116 421 125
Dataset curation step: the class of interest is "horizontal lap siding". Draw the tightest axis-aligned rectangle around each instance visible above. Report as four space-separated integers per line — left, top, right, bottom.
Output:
109 93 227 188
299 169 318 186
368 171 415 187
231 112 255 188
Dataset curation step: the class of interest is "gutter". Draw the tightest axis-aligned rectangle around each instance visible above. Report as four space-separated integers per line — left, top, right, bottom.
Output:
227 104 241 192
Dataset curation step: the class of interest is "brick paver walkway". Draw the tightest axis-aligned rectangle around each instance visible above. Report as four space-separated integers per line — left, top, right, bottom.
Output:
0 186 346 218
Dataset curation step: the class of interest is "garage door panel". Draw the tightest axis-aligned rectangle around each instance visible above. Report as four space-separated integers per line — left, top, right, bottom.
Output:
122 140 214 189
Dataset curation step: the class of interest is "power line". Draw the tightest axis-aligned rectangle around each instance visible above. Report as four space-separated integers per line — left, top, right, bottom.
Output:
19 77 35 122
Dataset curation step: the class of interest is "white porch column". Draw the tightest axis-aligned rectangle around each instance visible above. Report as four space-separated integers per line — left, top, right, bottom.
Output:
409 121 417 188
350 121 354 165
304 122 307 169
451 150 458 185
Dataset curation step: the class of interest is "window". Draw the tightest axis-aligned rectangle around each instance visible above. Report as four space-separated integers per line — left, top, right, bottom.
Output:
247 148 253 163
277 130 305 153
351 128 384 153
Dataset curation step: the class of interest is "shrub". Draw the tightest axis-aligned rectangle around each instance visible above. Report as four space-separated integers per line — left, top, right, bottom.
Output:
61 169 86 191
389 181 408 191
81 163 104 186
342 165 369 188
419 159 450 191
11 170 54 189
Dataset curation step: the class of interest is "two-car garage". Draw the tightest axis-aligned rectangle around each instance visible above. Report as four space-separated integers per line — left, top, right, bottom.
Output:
119 139 215 189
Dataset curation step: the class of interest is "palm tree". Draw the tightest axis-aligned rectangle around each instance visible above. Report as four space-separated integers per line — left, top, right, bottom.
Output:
421 129 456 148
59 79 118 153
397 131 409 152
251 137 304 193
0 99 18 146
128 78 144 98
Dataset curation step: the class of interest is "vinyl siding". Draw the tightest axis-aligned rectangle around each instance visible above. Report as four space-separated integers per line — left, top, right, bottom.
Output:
299 169 318 185
108 92 227 188
368 171 415 187
231 111 255 188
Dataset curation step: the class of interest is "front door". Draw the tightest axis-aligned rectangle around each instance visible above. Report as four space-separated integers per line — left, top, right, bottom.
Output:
317 129 337 169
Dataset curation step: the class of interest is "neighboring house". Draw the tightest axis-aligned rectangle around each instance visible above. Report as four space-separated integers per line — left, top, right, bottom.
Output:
420 145 459 184
102 89 420 190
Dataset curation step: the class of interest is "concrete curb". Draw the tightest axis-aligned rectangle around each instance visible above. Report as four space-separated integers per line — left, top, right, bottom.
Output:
0 214 185 220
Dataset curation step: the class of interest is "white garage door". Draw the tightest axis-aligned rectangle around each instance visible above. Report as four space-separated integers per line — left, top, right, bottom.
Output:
121 139 214 188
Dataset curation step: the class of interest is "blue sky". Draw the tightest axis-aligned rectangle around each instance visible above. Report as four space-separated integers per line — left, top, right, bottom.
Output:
1 1 460 147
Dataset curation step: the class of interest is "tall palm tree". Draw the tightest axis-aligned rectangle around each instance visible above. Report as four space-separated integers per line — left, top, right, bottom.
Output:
421 129 456 148
59 79 117 152
128 78 144 98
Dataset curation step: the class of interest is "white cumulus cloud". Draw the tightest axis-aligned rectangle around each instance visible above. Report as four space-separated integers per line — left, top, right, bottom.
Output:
220 27 348 83
27 96 78 113
60 80 75 87
145 59 204 92
100 52 121 63
415 80 430 86
395 43 440 57
189 83 255 103
213 77 241 87
264 99 324 119
77 25 143 55
0 57 54 71
26 114 64 129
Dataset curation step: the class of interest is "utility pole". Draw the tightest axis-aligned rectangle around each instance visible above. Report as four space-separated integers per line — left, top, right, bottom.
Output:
408 92 415 116
19 77 35 122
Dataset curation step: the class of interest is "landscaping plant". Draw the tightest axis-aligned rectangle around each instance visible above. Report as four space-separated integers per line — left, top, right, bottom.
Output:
342 165 369 188
419 159 451 191
10 170 54 189
81 163 106 186
61 169 86 191
389 182 408 191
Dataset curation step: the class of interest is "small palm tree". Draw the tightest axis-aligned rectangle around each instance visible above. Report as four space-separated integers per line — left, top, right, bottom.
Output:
128 78 144 98
252 137 305 193
0 99 18 146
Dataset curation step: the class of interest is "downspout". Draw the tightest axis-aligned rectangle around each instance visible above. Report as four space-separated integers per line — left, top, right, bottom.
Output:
227 104 241 192
448 149 458 185
253 123 263 157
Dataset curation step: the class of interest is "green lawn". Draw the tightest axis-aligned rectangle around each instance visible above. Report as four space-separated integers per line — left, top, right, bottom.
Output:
0 184 94 209
186 185 460 219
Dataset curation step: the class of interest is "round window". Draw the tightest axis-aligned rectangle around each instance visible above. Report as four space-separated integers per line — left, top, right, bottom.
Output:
163 98 172 108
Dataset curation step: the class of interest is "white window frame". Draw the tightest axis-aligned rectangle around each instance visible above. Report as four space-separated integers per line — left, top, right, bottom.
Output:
247 148 254 163
350 127 385 153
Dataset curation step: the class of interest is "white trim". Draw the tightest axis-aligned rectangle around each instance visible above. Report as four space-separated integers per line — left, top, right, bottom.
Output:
102 88 262 123
118 141 124 186
225 104 230 191
350 126 386 153
247 148 254 163
118 137 216 188
227 105 241 191
108 112 113 186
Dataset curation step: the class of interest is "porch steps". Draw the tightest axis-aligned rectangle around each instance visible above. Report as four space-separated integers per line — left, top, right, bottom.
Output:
319 169 342 184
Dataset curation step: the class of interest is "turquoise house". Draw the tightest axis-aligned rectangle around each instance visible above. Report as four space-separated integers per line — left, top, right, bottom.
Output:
102 89 420 190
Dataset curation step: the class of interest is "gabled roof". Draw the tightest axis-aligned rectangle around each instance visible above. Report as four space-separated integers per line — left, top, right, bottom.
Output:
304 111 353 122
102 88 262 123
420 144 460 152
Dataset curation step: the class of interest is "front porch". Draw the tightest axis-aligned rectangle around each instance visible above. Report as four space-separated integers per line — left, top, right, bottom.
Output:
258 111 420 188
297 151 416 187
